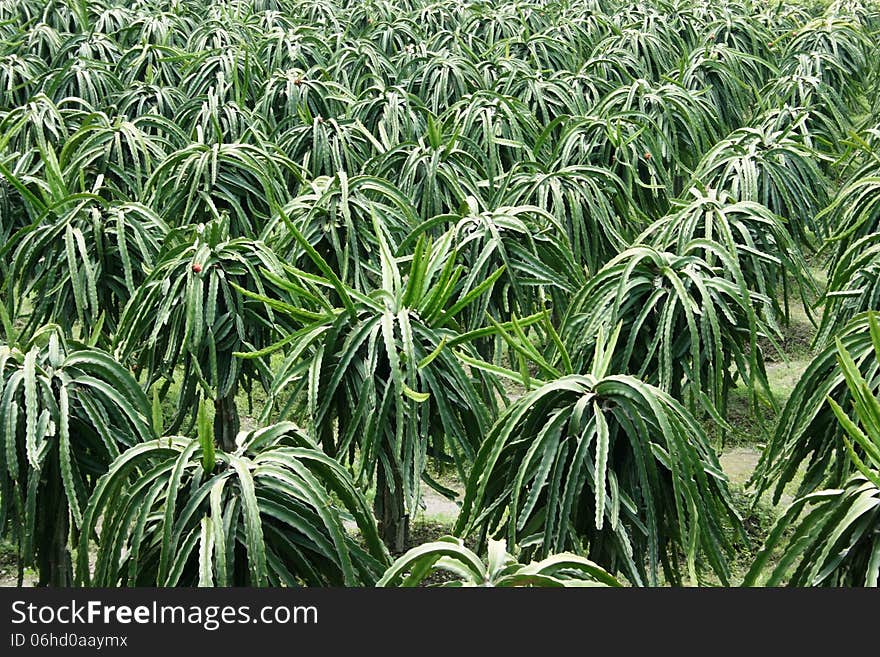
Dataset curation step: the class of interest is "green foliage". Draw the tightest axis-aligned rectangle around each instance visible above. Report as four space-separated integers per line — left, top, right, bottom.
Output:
745 313 880 586
245 219 506 550
4 200 167 338
640 187 816 325
501 163 632 275
144 140 297 234
822 171 880 268
0 326 151 585
680 43 775 132
79 422 390 586
753 313 880 502
406 201 583 332
115 218 288 438
816 233 880 345
560 244 771 416
378 536 621 587
454 368 742 586
593 78 722 180
0 0 878 589
690 117 830 247
262 173 418 293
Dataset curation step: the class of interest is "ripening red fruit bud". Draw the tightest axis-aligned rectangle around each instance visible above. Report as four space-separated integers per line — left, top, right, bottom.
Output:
192 263 203 273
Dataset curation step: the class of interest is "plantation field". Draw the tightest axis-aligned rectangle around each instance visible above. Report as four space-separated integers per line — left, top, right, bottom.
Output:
2 0 880 588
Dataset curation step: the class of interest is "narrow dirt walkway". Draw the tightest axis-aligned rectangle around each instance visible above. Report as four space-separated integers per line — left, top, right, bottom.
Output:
720 448 762 486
